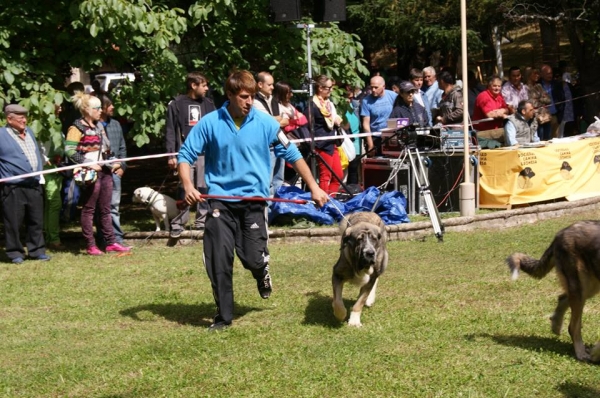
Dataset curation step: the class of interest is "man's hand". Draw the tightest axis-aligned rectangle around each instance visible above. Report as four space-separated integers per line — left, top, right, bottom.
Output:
183 184 205 206
167 157 177 170
114 168 124 177
365 142 375 158
310 187 330 208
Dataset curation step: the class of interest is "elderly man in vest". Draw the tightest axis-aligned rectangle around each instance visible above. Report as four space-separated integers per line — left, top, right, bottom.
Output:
0 104 50 263
505 100 539 146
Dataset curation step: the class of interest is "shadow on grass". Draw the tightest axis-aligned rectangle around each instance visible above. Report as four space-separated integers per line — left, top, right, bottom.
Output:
120 302 262 327
472 333 574 358
557 381 600 398
302 291 354 329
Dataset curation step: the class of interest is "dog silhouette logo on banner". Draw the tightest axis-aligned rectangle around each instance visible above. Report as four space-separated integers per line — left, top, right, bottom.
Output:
517 167 536 189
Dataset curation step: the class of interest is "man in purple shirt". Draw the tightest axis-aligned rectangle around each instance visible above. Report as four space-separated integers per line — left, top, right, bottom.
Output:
501 66 529 113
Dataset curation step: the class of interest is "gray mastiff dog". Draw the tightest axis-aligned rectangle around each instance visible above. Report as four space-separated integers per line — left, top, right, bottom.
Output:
332 212 388 327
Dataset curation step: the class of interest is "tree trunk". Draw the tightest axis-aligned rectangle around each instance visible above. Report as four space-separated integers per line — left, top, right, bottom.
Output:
538 19 560 66
561 17 600 124
493 26 503 79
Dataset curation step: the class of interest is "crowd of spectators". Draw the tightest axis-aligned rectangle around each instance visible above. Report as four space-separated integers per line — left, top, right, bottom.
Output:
0 61 591 262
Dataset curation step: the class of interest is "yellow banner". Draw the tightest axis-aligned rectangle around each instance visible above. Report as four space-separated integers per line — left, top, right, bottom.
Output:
479 137 600 207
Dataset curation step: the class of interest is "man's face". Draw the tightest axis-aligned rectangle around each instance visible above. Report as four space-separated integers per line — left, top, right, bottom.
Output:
258 75 274 96
541 66 553 83
6 113 27 133
489 78 502 96
509 70 522 86
192 81 209 98
521 103 536 120
102 103 115 118
438 80 448 92
227 89 254 118
411 77 423 90
423 71 436 87
400 91 415 104
370 78 385 98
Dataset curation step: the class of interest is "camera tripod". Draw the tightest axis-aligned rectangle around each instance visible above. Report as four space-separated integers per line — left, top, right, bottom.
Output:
404 146 445 242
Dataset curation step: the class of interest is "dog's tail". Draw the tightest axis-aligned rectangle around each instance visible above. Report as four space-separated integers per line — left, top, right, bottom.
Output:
506 241 556 281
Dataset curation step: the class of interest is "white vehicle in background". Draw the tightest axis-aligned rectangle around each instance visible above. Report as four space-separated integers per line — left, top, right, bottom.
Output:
93 72 135 93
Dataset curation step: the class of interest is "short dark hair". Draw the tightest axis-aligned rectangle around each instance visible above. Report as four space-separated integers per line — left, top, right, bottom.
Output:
438 71 455 85
508 66 521 74
225 70 257 96
517 100 533 114
186 72 208 91
409 68 423 80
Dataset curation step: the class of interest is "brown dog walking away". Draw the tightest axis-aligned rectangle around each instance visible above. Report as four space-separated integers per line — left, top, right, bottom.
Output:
506 220 600 362
332 212 388 327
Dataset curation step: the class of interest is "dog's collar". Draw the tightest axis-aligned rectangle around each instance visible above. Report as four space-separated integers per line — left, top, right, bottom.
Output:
145 189 160 208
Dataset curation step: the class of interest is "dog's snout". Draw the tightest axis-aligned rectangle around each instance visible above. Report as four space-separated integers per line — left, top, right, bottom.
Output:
363 247 375 258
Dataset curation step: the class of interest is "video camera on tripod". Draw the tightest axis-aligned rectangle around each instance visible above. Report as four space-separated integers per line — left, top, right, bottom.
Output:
381 122 442 157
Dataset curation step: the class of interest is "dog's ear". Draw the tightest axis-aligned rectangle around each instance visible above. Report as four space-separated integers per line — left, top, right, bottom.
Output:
341 227 354 249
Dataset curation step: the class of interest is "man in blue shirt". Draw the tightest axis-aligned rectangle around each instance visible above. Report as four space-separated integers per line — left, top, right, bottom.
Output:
422 66 443 120
360 76 397 156
178 70 329 331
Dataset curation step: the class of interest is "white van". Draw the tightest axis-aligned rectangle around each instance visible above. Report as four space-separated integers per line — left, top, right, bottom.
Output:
93 73 135 93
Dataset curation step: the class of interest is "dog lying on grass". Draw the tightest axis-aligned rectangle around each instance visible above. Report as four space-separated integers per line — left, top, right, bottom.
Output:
506 220 600 363
332 212 388 327
132 187 179 232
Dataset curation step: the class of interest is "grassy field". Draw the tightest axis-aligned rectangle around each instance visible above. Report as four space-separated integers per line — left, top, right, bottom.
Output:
1 211 599 397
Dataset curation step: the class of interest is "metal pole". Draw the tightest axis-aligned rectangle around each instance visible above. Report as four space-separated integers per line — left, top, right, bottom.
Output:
303 24 317 178
459 0 476 216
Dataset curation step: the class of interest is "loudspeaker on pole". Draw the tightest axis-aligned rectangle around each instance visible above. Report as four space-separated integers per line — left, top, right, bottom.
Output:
315 0 346 22
270 0 301 22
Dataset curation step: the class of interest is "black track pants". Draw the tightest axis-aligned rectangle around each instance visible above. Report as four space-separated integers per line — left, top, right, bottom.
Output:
203 200 269 324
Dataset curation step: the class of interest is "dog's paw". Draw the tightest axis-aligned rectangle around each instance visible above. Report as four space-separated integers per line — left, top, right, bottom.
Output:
333 302 347 321
347 311 362 327
550 313 562 335
365 293 376 307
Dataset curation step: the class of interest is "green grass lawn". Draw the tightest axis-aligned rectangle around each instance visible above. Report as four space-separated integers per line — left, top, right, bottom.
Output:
1 212 599 397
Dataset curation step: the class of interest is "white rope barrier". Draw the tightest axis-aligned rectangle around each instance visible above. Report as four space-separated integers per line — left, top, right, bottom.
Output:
0 152 177 184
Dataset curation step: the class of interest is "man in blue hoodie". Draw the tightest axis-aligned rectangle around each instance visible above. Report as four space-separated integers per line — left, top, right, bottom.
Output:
178 70 329 331
0 104 50 264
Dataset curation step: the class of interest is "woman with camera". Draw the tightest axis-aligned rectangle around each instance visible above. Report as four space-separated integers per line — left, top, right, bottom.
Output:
305 75 343 195
64 92 130 255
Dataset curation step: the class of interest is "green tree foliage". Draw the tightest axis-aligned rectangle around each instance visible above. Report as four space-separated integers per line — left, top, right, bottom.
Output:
0 0 368 147
347 0 488 74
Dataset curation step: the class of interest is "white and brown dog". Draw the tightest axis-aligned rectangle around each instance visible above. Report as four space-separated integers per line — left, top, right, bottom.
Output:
132 187 179 232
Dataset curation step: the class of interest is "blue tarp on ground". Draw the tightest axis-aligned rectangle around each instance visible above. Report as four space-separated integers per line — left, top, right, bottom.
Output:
270 186 410 226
